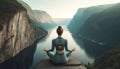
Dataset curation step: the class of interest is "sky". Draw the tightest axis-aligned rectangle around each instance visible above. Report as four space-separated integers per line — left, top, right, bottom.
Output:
23 0 120 18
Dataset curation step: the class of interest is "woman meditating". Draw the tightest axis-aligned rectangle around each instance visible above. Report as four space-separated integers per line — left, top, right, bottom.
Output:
43 26 75 64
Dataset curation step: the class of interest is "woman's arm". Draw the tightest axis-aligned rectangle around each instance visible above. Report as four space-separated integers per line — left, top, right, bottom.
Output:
47 39 55 52
65 39 72 52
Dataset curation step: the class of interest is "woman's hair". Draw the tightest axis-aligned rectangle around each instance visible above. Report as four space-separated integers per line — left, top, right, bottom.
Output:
56 26 63 35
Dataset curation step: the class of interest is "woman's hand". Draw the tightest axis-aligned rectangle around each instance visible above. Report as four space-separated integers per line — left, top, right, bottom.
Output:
72 47 76 51
43 48 48 52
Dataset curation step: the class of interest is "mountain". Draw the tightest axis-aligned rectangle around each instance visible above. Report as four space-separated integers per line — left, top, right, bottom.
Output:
18 0 56 30
68 3 120 57
81 3 120 57
0 0 47 64
33 10 53 23
68 4 115 34
33 10 56 30
79 3 120 45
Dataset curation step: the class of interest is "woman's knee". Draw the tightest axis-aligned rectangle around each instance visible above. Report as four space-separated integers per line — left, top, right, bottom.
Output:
47 52 54 58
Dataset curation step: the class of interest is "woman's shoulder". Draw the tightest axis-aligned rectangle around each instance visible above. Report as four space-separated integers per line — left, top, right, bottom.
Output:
61 38 67 41
52 38 58 41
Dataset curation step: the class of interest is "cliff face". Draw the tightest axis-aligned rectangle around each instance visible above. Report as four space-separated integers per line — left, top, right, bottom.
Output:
18 0 56 30
68 4 114 34
79 3 120 44
0 11 35 62
0 0 46 63
68 3 120 57
17 0 36 20
17 0 47 38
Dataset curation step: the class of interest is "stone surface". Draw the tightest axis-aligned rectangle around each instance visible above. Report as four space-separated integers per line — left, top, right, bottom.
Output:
34 57 87 69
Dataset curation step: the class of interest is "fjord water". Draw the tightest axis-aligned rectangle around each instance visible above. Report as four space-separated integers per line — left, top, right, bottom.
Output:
31 26 94 68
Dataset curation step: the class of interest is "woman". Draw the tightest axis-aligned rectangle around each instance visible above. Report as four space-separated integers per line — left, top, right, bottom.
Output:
43 26 75 64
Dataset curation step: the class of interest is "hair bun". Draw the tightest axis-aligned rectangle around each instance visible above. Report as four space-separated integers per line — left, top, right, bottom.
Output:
58 26 61 29
57 26 63 35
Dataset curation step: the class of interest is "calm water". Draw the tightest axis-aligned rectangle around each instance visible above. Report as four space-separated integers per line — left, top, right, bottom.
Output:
31 26 94 68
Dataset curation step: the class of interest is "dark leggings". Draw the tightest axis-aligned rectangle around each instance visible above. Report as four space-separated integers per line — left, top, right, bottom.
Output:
47 51 72 64
47 51 72 58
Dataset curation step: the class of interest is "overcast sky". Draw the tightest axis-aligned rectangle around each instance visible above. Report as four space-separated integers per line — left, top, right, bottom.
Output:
23 0 120 18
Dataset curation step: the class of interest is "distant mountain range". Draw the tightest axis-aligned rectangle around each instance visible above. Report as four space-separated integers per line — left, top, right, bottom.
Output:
33 10 56 30
53 18 71 26
33 10 53 23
